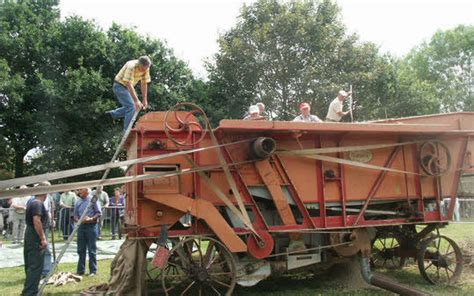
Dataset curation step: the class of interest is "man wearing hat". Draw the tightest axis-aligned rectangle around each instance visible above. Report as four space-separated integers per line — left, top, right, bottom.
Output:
243 105 263 120
326 90 352 122
293 102 323 122
107 56 152 130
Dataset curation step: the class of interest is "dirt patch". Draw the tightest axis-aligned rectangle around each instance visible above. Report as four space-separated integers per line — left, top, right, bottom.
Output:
459 239 474 271
318 257 371 290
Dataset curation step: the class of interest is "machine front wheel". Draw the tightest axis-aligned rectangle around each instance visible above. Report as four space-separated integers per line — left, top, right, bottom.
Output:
161 236 237 296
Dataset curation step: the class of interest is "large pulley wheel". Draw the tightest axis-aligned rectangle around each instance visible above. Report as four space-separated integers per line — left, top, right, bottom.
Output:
371 231 406 269
417 235 463 284
164 103 208 147
247 230 274 259
161 236 237 296
419 141 451 176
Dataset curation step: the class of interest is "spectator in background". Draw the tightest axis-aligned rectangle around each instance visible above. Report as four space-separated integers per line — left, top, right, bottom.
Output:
243 105 263 120
293 102 323 123
22 182 49 296
256 102 270 120
443 198 461 222
0 198 11 238
109 188 125 240
59 190 77 241
91 186 109 240
10 185 30 244
74 188 101 276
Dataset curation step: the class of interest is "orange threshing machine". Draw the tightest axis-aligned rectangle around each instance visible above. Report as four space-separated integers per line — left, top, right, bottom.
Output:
123 103 474 295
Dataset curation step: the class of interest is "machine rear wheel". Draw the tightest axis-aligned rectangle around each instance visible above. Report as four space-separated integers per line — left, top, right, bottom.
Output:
417 235 463 284
371 231 406 269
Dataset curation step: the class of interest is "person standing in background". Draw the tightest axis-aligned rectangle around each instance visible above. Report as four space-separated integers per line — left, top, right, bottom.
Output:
92 186 109 240
59 190 77 241
109 188 125 240
11 185 30 244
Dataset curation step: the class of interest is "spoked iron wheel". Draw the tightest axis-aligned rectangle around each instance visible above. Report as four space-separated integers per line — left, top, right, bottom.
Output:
417 235 463 284
371 232 406 269
146 239 180 289
161 236 237 296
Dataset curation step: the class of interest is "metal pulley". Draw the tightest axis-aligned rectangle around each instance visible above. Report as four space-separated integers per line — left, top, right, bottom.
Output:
164 102 209 146
418 140 451 176
249 137 277 160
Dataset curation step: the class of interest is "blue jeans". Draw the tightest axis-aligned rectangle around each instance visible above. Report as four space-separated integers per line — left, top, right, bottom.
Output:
111 82 135 130
77 224 98 275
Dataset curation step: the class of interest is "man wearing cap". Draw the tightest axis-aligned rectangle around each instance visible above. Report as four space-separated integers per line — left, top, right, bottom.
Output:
243 105 263 120
107 56 152 130
293 102 323 123
326 90 352 122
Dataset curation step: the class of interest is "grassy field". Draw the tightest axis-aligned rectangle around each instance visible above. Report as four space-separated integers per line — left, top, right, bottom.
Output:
1 224 472 295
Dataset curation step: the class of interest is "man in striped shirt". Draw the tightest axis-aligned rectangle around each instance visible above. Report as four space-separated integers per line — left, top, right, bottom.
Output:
108 56 152 130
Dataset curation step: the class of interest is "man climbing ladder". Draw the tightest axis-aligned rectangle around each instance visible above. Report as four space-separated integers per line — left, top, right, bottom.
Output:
108 56 152 130
37 55 151 293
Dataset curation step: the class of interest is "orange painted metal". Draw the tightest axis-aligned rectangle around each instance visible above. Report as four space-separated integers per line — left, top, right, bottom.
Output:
125 111 474 253
146 193 247 253
254 159 297 226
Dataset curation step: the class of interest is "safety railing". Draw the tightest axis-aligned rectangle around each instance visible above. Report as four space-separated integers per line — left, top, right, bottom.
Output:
0 206 125 244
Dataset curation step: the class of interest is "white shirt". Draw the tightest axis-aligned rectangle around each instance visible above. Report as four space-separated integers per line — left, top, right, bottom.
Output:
293 114 323 123
11 196 30 214
326 98 344 122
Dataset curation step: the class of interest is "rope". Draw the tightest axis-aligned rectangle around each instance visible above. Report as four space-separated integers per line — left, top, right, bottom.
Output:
0 138 252 191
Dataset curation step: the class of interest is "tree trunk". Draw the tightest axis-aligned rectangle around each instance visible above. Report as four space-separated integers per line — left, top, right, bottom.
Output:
14 150 25 178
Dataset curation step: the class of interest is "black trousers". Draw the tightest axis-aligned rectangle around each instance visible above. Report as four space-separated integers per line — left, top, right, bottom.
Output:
22 226 45 296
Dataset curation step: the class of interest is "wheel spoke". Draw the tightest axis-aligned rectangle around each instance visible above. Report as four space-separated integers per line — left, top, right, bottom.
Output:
204 240 216 267
381 238 386 249
210 278 232 288
445 245 453 256
209 282 223 296
209 272 234 277
180 280 196 296
445 268 451 282
424 262 433 272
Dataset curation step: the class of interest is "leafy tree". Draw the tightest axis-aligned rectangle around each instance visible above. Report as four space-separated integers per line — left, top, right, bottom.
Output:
0 0 206 181
206 0 397 121
396 25 473 113
0 0 60 177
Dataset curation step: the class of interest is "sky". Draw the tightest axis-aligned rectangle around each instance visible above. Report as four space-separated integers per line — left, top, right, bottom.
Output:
59 0 473 77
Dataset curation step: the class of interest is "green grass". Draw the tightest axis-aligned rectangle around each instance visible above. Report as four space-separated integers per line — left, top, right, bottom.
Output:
0 260 112 296
1 223 473 295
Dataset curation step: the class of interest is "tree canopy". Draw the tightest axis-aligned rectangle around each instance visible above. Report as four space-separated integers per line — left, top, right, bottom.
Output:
206 0 398 121
0 0 471 181
0 0 204 179
395 25 473 114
